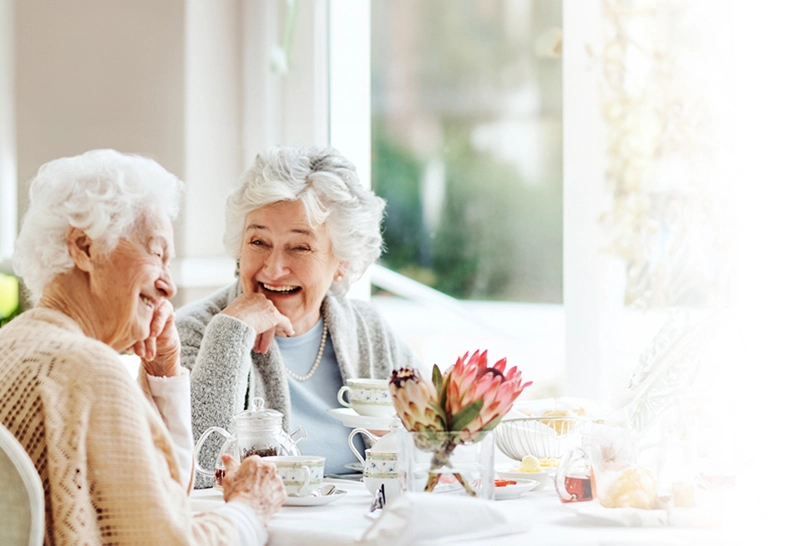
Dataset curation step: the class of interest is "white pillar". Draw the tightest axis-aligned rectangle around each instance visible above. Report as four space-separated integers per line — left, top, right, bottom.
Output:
0 0 16 270
329 0 371 300
563 0 611 403
178 0 243 301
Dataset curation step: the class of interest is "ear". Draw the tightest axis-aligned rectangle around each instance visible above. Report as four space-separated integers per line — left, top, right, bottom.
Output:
335 262 349 281
66 226 95 273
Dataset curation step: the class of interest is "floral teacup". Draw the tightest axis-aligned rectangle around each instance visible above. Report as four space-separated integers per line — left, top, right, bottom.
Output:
263 455 325 496
337 378 394 417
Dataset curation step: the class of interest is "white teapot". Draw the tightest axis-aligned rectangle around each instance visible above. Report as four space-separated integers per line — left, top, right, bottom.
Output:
348 418 403 498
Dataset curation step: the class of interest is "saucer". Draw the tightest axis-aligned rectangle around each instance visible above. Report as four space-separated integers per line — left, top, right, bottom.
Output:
327 408 394 430
496 467 555 490
494 479 539 500
345 462 364 472
283 489 347 507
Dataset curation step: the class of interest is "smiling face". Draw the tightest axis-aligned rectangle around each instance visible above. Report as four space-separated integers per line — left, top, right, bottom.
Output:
238 200 344 335
90 211 176 350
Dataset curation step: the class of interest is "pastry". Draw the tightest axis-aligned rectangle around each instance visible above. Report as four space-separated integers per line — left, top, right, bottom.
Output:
599 467 658 510
540 408 584 435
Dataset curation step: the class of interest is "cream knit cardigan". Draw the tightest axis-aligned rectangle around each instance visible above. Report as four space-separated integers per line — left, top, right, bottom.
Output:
0 308 238 545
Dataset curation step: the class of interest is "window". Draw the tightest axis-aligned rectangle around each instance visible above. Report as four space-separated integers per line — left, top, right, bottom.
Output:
367 0 564 388
371 0 563 304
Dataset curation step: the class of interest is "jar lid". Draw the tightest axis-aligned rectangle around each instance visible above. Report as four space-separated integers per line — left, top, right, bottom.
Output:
235 397 283 427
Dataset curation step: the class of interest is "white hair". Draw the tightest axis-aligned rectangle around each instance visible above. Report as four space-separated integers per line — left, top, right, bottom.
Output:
13 149 183 302
224 146 385 296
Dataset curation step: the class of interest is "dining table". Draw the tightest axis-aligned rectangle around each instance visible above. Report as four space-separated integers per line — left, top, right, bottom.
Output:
190 456 750 546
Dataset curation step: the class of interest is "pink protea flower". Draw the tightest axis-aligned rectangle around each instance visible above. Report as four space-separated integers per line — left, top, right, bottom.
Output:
389 368 446 435
443 350 532 442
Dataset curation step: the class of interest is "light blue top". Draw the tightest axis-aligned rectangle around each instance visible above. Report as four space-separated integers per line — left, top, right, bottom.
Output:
275 318 364 475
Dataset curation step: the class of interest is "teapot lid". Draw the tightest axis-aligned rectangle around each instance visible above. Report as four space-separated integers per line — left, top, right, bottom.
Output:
235 397 283 427
371 416 402 452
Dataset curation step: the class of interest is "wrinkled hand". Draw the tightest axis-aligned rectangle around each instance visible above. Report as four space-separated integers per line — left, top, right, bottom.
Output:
131 300 182 377
220 292 294 354
221 454 286 524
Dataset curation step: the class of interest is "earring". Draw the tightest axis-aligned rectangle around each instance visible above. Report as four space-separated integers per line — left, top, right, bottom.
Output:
335 274 343 282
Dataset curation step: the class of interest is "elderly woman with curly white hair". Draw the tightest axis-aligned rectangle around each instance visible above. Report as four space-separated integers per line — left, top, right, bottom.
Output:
177 146 421 485
0 150 285 545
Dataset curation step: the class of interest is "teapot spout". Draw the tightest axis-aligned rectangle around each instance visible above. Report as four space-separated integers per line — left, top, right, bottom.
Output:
286 425 308 455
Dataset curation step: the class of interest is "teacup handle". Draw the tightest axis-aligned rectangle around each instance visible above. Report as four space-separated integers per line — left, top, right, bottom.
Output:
296 465 312 496
194 426 233 477
337 385 354 410
348 427 378 466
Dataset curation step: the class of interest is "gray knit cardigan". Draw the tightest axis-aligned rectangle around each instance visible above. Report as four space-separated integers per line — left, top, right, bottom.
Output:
176 281 421 487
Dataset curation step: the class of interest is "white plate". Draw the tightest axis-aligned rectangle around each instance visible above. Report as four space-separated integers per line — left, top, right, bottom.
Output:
344 462 364 472
573 501 701 528
326 407 395 430
496 467 556 490
494 479 539 500
283 489 347 507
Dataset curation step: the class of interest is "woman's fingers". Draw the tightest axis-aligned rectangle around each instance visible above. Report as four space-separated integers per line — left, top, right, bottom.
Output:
225 292 294 334
224 455 286 522
254 331 275 354
140 300 182 376
150 300 172 339
223 293 294 354
220 454 241 501
144 336 157 361
273 313 295 337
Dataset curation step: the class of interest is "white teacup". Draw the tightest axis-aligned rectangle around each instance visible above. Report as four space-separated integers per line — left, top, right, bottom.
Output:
337 378 394 417
264 455 325 497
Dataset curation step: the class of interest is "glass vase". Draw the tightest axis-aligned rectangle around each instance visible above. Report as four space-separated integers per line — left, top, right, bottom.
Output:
398 430 495 500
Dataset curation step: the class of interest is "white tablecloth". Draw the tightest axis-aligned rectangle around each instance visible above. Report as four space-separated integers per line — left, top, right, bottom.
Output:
191 478 745 546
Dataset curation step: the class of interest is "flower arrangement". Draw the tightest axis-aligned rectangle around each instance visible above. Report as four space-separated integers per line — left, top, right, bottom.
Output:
390 350 531 496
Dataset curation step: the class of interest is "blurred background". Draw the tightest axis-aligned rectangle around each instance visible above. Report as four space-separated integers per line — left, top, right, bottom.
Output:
0 1 797 439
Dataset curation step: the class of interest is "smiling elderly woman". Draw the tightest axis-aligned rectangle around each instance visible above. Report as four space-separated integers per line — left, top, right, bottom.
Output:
0 150 285 545
177 146 421 486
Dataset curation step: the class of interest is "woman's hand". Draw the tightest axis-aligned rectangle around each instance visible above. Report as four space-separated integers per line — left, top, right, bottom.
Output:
221 454 286 524
131 300 182 377
220 292 294 354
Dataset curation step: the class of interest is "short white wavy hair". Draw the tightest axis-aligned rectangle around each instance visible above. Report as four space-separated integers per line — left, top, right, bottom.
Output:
225 146 385 296
13 149 183 302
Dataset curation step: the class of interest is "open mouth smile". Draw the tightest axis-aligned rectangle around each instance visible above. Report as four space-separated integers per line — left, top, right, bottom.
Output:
139 294 157 309
260 282 301 295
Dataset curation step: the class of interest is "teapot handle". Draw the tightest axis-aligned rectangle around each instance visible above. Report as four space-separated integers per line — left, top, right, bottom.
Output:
194 426 233 477
348 427 378 466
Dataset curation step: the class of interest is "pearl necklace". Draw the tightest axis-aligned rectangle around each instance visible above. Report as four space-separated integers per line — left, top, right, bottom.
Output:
284 320 328 382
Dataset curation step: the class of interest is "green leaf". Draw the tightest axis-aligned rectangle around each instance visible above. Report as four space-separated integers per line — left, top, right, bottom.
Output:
450 400 484 431
482 415 503 432
432 365 443 395
439 372 450 410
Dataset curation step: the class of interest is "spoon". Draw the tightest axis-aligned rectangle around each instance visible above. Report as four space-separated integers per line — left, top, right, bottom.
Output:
288 484 337 498
316 484 337 496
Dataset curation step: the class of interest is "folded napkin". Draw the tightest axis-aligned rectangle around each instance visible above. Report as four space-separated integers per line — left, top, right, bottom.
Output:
358 493 530 546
